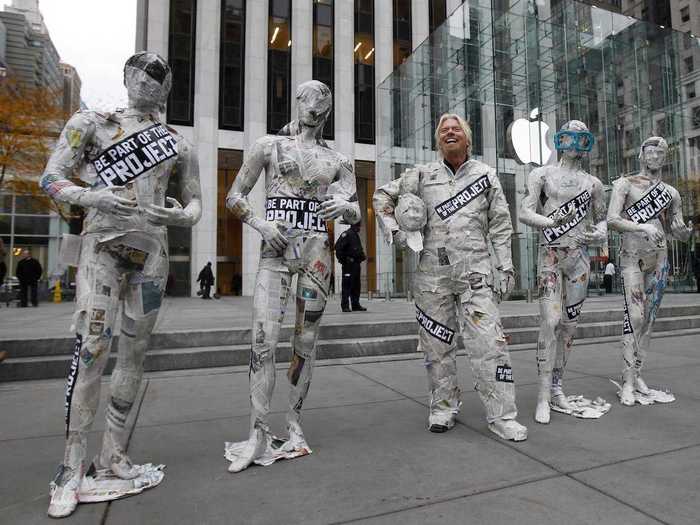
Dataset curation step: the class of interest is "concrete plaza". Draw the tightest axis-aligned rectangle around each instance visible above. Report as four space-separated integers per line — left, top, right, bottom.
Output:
2 323 700 523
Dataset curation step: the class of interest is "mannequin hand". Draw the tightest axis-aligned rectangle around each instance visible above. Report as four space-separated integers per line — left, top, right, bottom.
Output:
318 197 349 220
582 224 607 244
640 223 665 244
393 230 408 250
551 205 578 227
256 220 288 252
495 268 515 300
144 198 196 227
671 217 693 240
81 186 137 217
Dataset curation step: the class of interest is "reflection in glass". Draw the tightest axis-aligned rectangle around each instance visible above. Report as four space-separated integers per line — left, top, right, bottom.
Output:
219 0 245 131
268 0 292 134
354 0 375 144
313 0 334 140
167 0 197 125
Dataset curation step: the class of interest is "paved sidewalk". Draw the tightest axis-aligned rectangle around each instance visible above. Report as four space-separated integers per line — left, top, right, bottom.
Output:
2 292 699 340
2 332 700 524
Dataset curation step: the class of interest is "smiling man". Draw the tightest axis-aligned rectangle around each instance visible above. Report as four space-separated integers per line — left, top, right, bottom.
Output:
373 114 527 441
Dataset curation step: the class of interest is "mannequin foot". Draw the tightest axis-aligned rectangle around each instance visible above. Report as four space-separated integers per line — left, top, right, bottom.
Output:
535 399 550 424
99 434 139 480
488 419 528 441
550 392 573 414
428 412 456 433
48 465 82 518
635 376 651 395
620 381 635 406
228 429 267 473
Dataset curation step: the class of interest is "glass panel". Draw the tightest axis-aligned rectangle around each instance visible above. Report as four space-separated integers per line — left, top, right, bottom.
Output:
167 0 197 125
268 0 292 134
313 0 334 140
219 0 245 130
354 0 375 143
14 195 51 214
377 0 699 297
13 216 50 236
217 149 243 295
0 194 12 213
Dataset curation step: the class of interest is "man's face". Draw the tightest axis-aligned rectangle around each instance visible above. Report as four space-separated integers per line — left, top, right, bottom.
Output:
22 250 30 259
642 145 666 171
125 66 168 108
297 90 331 127
438 118 469 158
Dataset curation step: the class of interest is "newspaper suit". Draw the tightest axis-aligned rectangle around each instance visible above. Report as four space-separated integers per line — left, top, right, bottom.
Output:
225 81 360 472
519 120 607 424
607 136 692 405
373 114 527 441
40 52 202 518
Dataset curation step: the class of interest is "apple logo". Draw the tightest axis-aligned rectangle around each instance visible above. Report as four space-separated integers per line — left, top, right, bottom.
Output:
507 108 553 165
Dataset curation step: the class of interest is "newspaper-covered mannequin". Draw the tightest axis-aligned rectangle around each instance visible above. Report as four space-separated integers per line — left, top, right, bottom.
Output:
608 136 692 405
519 120 609 424
224 80 360 472
373 114 527 441
40 52 201 518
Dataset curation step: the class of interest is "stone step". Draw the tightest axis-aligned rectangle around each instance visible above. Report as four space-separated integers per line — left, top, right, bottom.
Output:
5 303 700 358
2 315 700 382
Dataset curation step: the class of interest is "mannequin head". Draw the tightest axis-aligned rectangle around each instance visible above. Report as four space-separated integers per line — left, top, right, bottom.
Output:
395 193 427 232
555 120 594 160
123 52 172 112
296 80 332 128
639 136 668 172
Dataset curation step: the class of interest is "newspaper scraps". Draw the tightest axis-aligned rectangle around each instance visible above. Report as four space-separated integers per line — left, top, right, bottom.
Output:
225 437 311 468
549 395 612 419
610 379 676 405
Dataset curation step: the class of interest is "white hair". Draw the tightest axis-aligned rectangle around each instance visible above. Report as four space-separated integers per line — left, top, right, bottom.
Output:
434 113 473 157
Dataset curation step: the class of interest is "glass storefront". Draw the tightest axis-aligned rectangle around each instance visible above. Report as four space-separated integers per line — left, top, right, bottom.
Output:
377 0 700 297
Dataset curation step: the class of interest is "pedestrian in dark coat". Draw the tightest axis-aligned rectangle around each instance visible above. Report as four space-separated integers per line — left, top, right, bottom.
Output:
335 222 366 312
16 249 42 307
197 262 215 299
694 252 700 293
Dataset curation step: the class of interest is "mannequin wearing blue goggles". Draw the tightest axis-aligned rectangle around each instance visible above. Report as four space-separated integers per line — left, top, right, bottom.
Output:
554 130 595 152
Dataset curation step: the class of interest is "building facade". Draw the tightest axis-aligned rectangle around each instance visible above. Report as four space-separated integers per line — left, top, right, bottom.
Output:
59 62 81 117
136 0 699 297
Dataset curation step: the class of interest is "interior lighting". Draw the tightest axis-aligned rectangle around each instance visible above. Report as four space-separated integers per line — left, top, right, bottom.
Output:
354 42 362 52
288 40 292 47
364 47 374 60
270 26 280 44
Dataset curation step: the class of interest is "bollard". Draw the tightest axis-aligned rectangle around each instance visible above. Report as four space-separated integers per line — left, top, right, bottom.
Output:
53 281 62 303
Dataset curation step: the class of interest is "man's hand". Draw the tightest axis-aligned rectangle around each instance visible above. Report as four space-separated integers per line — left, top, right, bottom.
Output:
640 223 665 244
392 230 408 250
81 186 137 217
318 197 349 220
144 197 197 227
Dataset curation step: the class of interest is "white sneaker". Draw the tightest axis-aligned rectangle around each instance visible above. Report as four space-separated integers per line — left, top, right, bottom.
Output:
550 392 573 414
488 419 528 441
48 465 82 518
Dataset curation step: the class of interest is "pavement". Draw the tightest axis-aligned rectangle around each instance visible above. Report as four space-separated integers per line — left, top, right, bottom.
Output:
1 292 699 340
2 329 700 524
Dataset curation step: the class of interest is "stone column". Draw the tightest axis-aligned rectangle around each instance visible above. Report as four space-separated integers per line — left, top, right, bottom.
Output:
190 0 221 295
374 0 394 292
412 0 429 50
333 0 356 294
144 0 169 57
241 0 270 296
291 0 313 117
447 0 463 16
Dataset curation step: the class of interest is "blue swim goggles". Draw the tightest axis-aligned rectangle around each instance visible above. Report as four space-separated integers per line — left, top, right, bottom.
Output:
554 130 595 152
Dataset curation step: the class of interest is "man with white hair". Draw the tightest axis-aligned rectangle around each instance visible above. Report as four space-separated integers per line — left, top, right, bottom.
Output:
608 136 693 405
519 120 608 424
373 113 527 441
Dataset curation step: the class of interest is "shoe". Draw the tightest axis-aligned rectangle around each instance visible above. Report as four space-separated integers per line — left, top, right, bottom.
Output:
352 305 367 311
48 464 82 518
341 307 351 313
428 411 456 433
488 419 528 441
550 392 573 414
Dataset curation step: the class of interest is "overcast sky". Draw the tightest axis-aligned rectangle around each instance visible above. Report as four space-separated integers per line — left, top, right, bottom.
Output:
39 0 137 110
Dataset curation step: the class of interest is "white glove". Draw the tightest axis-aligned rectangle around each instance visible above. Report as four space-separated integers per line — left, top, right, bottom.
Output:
144 197 198 227
495 268 515 301
249 217 288 252
78 186 137 217
671 218 693 241
640 223 665 245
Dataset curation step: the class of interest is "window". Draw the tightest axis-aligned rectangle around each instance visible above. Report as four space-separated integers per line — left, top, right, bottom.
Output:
219 0 245 131
354 0 375 144
681 6 690 23
393 0 412 68
217 149 243 296
685 56 694 74
313 0 334 140
429 0 447 34
268 0 292 134
167 0 197 126
687 82 697 100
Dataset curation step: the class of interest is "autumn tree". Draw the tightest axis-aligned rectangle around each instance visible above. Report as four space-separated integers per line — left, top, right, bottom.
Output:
0 76 66 215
